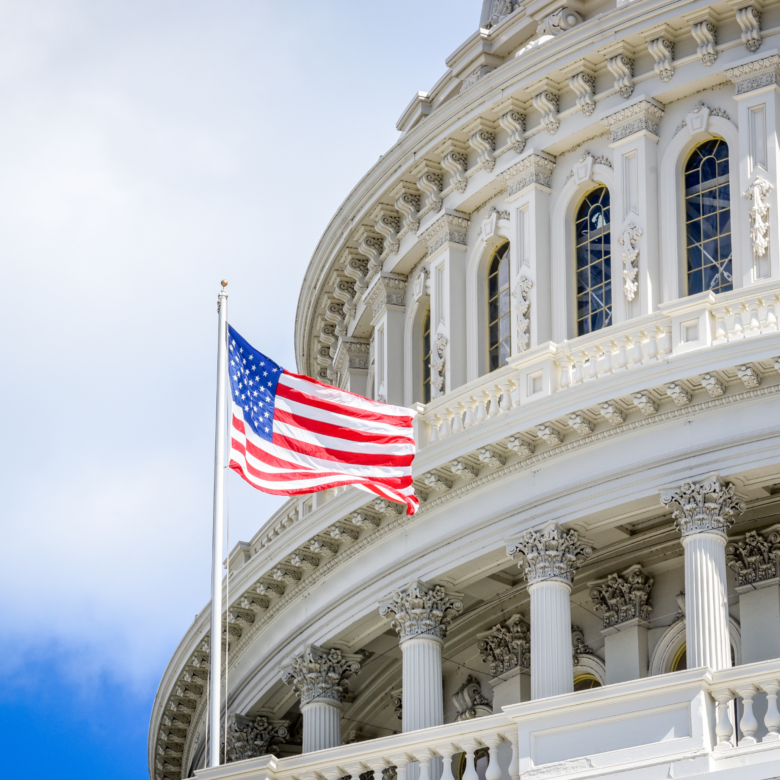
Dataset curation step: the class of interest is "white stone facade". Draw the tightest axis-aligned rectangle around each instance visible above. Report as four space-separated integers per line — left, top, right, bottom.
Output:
151 2 780 780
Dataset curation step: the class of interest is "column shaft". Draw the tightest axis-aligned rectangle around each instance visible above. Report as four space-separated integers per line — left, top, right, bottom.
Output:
401 635 443 732
683 531 731 670
530 579 573 699
301 698 342 753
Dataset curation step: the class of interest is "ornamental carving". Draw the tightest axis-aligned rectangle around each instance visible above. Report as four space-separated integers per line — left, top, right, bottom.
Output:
452 675 492 721
498 153 556 195
281 645 363 705
477 614 530 677
726 529 780 586
486 0 518 28
537 7 582 37
431 332 447 398
419 211 470 255
725 53 780 94
648 37 674 82
601 100 664 143
590 565 653 629
606 53 634 99
469 125 497 172
691 19 717 65
499 108 526 154
440 139 469 194
365 274 407 319
660 475 746 537
507 523 592 584
572 626 594 662
743 176 773 258
513 276 533 352
736 5 762 52
379 580 463 642
532 90 559 134
224 714 289 762
619 223 642 302
568 71 595 116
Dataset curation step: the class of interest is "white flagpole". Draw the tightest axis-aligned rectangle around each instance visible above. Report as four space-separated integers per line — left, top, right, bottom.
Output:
209 279 229 767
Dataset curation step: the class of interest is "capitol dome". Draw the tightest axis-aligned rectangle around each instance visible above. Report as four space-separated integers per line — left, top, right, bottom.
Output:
152 1 780 779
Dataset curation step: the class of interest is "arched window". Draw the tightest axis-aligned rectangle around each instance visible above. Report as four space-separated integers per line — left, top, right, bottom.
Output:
573 673 603 692
684 138 732 295
422 306 431 404
487 241 511 371
575 187 612 336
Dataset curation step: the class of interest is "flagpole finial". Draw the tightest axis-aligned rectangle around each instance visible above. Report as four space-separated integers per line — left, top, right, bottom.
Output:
221 280 228 288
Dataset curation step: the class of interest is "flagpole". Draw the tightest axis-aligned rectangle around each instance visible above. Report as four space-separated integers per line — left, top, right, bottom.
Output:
209 279 229 767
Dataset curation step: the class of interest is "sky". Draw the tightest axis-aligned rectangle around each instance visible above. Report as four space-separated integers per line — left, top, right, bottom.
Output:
0 1 477 777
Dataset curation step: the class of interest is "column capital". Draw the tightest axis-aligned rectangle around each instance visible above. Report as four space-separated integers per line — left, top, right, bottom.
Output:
497 150 556 198
601 97 665 144
507 522 592 584
364 272 407 323
589 564 653 631
281 644 363 705
379 579 463 642
660 475 746 537
418 209 470 257
725 52 780 96
224 713 289 763
477 613 530 678
726 524 780 587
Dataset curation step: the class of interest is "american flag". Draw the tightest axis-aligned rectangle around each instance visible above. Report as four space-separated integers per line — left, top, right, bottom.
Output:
227 325 419 515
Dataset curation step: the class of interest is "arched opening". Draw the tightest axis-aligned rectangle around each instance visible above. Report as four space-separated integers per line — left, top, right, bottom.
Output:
422 306 431 404
684 138 732 296
575 186 612 336
487 241 511 371
573 673 603 692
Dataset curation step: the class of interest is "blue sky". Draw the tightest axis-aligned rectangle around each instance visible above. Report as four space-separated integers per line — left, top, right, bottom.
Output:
0 1 475 777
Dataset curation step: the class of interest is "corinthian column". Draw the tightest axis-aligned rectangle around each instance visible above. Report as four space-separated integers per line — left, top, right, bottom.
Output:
507 523 592 699
379 580 463 732
661 476 746 671
281 644 362 753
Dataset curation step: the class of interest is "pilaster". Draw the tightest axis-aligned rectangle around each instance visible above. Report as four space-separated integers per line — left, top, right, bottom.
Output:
419 211 471 395
602 98 664 321
726 52 780 284
590 564 653 684
498 150 556 349
332 337 370 396
507 522 592 699
365 273 407 405
661 475 746 671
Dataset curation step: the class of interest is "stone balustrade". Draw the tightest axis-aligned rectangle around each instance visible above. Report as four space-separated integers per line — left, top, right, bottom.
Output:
422 280 780 446
194 660 780 780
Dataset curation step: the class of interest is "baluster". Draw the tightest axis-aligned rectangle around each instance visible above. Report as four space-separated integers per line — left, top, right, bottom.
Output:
500 381 513 411
487 385 501 417
323 768 344 780
474 391 489 423
764 295 779 333
646 328 659 360
713 305 729 345
586 346 600 380
712 689 735 750
631 332 645 365
601 341 614 375
450 402 465 434
390 754 411 780
427 415 440 443
344 761 368 780
747 298 762 336
482 735 503 780
660 325 673 356
463 398 476 428
557 357 572 389
510 377 522 407
760 680 780 741
439 411 452 439
367 759 390 780
412 749 434 780
460 740 479 780
507 731 521 780
572 353 584 385
616 337 630 371
735 685 759 745
435 745 457 780
730 303 746 341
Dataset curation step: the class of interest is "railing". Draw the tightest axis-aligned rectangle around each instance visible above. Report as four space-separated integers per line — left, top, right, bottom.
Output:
196 660 780 780
422 282 780 446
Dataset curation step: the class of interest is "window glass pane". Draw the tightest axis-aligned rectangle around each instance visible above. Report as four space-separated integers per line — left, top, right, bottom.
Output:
498 258 509 288
499 289 510 317
499 340 511 366
575 187 611 336
487 242 511 369
499 315 510 341
685 139 732 296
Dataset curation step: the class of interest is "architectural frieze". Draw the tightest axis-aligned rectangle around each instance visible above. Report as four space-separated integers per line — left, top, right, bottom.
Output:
282 644 363 705
379 580 464 642
725 53 780 94
660 475 746 537
364 273 407 320
601 99 664 143
418 210 470 255
498 152 555 195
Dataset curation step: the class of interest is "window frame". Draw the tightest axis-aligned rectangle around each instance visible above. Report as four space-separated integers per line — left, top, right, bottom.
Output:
421 305 431 404
486 240 512 372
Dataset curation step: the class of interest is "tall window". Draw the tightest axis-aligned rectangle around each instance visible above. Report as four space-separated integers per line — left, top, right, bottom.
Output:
575 187 612 336
487 241 511 371
684 139 732 295
422 306 431 404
